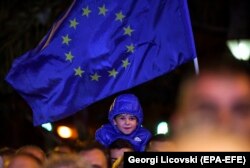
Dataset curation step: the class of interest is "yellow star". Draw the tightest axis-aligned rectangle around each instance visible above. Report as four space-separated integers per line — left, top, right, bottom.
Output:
82 6 91 17
65 51 74 62
115 11 125 22
122 58 130 69
74 66 84 77
99 4 108 16
69 18 79 29
91 72 101 81
62 34 71 45
126 43 135 53
108 69 118 78
123 25 134 36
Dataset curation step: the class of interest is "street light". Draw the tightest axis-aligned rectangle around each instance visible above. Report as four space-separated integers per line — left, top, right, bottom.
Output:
157 121 168 134
227 0 250 61
227 40 250 61
56 125 78 139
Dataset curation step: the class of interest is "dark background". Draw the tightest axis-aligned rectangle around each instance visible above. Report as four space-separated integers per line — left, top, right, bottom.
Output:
0 0 249 151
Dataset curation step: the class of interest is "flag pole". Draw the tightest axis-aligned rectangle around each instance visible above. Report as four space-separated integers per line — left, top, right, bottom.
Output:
193 57 199 75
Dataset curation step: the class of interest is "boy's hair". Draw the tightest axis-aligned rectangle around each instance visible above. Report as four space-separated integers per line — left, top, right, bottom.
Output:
114 114 137 121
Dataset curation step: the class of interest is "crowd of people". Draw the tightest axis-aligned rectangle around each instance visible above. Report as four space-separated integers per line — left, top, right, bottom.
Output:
1 60 250 168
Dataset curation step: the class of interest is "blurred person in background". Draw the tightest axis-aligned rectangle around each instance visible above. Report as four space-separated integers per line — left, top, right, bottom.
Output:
0 147 15 168
111 156 124 168
16 145 46 163
171 60 250 150
78 141 108 168
48 144 75 157
7 153 42 168
44 153 91 168
108 139 134 167
146 134 176 152
174 124 250 151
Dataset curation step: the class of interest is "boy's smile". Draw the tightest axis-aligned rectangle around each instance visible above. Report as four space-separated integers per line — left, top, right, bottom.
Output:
114 114 138 135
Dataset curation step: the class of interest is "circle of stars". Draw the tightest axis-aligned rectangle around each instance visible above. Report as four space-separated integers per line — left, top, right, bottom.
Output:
61 3 136 81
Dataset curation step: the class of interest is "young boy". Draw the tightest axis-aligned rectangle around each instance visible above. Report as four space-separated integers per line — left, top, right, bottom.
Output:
95 93 152 151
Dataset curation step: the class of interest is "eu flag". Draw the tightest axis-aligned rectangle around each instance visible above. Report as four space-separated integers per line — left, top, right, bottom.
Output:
6 0 197 126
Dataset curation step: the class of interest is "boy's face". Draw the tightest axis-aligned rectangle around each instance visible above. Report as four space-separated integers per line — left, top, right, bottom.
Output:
113 114 138 135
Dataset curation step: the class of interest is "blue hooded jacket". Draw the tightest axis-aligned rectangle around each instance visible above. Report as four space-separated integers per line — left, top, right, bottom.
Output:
95 94 152 151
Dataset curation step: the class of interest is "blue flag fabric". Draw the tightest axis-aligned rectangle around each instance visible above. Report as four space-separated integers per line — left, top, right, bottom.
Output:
6 0 197 126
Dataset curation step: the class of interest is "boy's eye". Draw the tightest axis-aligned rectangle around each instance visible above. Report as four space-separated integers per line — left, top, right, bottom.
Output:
129 116 136 120
118 116 125 120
